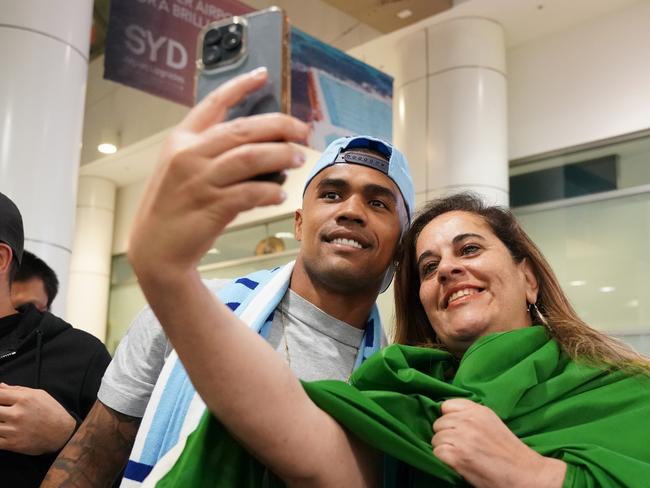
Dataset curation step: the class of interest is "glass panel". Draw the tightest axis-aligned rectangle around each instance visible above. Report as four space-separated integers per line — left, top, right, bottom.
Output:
514 192 650 347
511 134 650 207
107 215 299 353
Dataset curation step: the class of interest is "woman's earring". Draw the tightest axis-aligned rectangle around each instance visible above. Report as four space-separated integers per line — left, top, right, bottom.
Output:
528 302 548 326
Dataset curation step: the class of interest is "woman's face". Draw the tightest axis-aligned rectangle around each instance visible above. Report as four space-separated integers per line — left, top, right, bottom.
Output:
416 211 538 354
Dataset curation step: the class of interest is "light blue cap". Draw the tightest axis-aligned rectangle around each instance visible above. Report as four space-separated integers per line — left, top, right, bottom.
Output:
303 135 415 220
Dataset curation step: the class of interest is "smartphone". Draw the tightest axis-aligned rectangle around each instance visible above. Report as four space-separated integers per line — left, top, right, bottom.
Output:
196 7 291 184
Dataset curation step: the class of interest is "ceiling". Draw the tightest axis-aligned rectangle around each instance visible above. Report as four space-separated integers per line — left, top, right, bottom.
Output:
320 0 452 33
90 0 452 60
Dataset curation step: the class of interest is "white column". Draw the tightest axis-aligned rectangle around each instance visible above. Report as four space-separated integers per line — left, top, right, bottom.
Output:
66 176 116 341
393 17 508 206
0 0 93 316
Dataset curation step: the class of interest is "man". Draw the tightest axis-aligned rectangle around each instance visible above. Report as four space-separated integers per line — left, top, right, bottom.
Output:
11 250 59 312
0 192 112 487
44 68 415 486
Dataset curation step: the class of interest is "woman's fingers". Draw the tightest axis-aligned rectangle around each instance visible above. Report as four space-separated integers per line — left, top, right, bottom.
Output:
195 112 309 158
205 142 305 187
181 67 269 133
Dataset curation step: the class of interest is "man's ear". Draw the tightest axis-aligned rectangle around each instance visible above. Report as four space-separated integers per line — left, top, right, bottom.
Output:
0 244 13 275
294 209 303 242
521 257 539 305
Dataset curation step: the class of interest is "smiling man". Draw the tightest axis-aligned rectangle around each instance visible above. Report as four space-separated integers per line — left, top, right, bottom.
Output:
45 70 415 488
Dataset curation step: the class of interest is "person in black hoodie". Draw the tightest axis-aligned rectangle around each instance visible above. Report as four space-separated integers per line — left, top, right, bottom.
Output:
0 192 111 487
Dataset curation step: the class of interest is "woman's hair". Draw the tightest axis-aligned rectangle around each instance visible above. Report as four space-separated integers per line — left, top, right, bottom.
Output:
394 192 650 371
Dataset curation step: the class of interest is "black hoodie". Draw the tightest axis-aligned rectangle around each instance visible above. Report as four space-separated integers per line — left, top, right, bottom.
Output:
0 304 111 487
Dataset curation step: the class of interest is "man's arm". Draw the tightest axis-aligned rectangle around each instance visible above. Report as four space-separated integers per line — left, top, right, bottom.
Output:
41 400 140 488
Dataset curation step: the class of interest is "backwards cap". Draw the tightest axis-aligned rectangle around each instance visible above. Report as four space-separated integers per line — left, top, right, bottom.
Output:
303 136 415 221
0 192 24 265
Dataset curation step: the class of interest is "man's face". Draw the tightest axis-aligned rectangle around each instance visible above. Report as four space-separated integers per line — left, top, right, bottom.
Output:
11 277 49 312
294 164 404 294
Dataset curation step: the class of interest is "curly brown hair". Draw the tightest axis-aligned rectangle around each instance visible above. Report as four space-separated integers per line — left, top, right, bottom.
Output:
393 192 650 371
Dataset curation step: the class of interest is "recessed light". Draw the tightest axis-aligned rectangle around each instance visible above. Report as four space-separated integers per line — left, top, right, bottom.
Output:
397 9 412 19
569 280 586 287
599 286 615 293
274 232 294 239
98 143 117 154
98 128 120 154
207 248 220 255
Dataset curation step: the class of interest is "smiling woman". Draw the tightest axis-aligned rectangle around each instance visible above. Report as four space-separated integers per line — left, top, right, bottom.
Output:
395 192 648 370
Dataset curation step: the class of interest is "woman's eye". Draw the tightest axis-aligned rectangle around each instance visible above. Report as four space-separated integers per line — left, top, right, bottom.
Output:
420 262 438 277
461 244 480 255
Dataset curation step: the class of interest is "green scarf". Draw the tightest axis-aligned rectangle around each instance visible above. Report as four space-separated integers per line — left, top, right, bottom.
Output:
154 326 650 487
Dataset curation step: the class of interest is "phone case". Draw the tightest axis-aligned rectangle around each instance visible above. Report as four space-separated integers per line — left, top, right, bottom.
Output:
195 7 290 119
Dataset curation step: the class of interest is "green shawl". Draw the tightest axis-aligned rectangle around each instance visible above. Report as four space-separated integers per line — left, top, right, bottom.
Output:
154 326 650 487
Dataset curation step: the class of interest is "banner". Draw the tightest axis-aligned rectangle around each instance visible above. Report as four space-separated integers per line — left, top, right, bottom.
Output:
104 2 393 150
104 0 253 106
291 29 393 150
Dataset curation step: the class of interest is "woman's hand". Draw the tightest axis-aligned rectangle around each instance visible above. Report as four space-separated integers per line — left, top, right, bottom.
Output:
128 67 309 287
432 398 566 488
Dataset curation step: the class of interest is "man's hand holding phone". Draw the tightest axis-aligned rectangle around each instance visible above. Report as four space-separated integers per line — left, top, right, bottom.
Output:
128 68 308 289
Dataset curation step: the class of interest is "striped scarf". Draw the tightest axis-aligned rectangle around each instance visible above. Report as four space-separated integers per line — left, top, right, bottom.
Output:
120 261 383 486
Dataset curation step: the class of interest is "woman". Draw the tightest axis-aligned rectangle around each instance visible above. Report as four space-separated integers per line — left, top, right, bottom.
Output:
129 73 650 487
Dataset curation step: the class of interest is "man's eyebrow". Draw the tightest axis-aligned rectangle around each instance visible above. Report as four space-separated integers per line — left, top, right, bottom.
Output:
364 183 397 203
316 178 349 190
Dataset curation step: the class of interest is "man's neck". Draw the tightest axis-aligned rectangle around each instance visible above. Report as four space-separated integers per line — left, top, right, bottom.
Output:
0 300 17 319
288 264 380 329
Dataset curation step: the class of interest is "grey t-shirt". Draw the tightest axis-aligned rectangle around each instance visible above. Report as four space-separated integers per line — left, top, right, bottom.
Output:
98 281 372 417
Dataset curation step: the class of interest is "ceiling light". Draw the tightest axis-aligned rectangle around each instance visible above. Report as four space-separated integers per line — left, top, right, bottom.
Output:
396 9 412 19
625 299 639 308
569 280 586 287
207 248 220 254
599 286 615 293
274 232 295 239
98 128 120 155
98 143 117 154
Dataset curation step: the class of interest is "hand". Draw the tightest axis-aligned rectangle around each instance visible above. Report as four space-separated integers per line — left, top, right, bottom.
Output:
128 67 310 285
432 399 566 488
0 383 76 455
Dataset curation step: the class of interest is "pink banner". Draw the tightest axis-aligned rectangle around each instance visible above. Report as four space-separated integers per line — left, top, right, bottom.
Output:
104 0 253 106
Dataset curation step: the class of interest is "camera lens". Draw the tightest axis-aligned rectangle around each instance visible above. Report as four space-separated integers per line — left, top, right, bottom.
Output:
202 45 222 66
204 29 222 46
222 31 242 51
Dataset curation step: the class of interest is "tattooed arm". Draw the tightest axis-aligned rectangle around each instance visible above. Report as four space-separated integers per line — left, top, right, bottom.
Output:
41 400 140 488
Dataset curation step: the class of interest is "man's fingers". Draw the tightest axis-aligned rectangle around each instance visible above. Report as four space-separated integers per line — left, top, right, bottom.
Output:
197 112 309 158
0 388 19 406
206 143 304 187
181 67 269 133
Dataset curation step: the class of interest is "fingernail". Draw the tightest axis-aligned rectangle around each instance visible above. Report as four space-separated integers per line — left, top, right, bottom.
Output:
279 191 288 202
292 151 306 167
251 67 268 79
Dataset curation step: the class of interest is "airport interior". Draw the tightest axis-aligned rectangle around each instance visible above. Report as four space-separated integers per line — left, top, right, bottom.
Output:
2 0 649 355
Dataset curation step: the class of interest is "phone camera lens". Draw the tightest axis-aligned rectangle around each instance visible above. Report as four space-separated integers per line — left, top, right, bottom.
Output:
202 45 222 66
204 29 222 46
222 32 242 51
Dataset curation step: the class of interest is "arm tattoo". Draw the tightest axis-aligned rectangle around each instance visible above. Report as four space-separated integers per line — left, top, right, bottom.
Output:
41 400 141 488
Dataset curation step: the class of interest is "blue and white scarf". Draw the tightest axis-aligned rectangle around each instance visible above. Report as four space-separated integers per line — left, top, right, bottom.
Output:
120 261 383 487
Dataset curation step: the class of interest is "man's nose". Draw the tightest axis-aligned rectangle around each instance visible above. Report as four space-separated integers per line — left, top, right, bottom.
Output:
335 195 367 225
